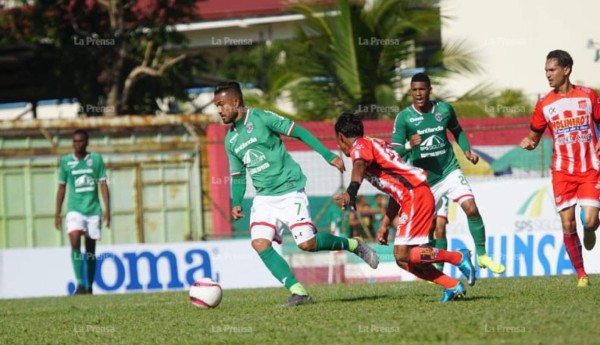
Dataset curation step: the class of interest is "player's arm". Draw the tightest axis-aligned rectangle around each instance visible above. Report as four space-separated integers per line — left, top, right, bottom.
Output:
391 113 411 155
447 106 478 164
520 101 546 151
289 125 344 172
55 158 66 231
377 197 400 245
227 148 246 220
333 159 367 210
97 156 111 228
55 184 66 231
589 89 600 154
100 181 111 228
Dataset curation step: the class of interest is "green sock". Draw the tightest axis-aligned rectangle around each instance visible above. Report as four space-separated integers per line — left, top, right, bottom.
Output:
258 247 302 291
467 216 487 256
71 251 84 286
315 232 352 251
433 238 448 271
85 252 96 289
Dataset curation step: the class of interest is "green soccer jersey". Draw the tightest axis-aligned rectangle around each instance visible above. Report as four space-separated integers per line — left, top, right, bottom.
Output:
225 108 306 196
392 101 463 186
58 153 107 216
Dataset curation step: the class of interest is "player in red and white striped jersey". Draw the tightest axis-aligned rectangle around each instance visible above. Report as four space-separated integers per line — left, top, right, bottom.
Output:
333 113 476 302
520 50 600 287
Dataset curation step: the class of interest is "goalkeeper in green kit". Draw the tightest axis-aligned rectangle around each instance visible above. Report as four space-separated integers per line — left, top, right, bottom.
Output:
392 73 505 274
215 81 379 307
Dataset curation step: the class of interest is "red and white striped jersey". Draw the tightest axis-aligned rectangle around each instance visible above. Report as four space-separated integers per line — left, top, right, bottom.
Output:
530 85 600 174
350 137 429 202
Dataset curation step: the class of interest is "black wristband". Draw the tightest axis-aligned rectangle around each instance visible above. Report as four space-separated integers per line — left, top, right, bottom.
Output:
346 181 361 199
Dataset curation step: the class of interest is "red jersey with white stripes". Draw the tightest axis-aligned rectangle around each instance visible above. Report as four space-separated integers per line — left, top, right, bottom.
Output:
530 85 600 173
350 137 429 202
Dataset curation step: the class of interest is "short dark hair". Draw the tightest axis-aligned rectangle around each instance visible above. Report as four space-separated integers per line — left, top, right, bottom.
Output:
334 112 364 137
546 50 573 69
410 72 431 87
73 129 89 140
214 80 243 99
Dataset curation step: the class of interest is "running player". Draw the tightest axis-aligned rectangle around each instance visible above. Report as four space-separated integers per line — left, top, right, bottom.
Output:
215 81 379 307
333 113 476 302
392 73 505 274
520 50 600 287
55 129 110 295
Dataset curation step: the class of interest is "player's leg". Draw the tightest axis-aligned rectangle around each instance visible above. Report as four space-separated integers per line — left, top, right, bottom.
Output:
432 196 449 271
442 169 505 274
250 194 310 306
288 190 379 268
554 171 589 286
84 214 101 295
577 170 600 251
66 212 86 295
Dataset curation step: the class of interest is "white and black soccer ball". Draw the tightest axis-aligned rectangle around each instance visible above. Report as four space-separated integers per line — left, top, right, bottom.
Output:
189 278 222 309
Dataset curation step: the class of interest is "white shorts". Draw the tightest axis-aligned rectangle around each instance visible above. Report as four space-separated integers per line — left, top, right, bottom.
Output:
430 169 474 214
437 195 449 220
249 190 316 245
66 211 102 240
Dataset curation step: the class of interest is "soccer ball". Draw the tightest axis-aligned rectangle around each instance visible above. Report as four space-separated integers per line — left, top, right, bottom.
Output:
189 278 222 308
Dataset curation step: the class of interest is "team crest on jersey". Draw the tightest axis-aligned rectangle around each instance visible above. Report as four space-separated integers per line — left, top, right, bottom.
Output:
246 122 254 134
578 100 587 109
435 113 443 122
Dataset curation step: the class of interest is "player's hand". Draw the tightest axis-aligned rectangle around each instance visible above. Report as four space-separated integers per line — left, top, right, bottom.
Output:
232 206 244 220
103 211 111 228
333 192 351 209
520 137 536 150
377 225 389 245
465 150 479 165
329 156 345 173
409 134 422 148
54 214 62 231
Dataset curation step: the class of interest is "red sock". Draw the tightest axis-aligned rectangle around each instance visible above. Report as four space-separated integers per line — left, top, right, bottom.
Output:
563 232 587 278
407 263 457 289
409 245 462 265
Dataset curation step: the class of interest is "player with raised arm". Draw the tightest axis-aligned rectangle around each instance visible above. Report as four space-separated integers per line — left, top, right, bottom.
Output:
392 73 505 274
520 50 600 287
215 81 379 307
333 113 476 302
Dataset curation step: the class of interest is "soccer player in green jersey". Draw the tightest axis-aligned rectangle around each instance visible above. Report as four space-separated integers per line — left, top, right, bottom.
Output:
215 81 379 307
55 129 111 295
392 73 505 274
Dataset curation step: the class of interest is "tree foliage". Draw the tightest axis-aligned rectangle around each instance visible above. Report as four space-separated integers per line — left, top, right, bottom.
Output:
0 0 207 116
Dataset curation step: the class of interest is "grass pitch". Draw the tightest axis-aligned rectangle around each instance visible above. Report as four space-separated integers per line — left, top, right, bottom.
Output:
1 275 599 345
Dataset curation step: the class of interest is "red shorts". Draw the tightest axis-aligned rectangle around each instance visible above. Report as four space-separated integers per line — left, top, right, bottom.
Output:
552 170 600 211
394 184 435 245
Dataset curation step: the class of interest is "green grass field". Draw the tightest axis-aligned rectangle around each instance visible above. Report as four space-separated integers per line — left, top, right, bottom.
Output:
1 275 599 345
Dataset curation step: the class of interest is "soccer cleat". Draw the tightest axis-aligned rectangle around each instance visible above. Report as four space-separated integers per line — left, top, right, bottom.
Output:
282 294 313 307
477 254 506 274
582 208 596 250
352 238 379 269
433 262 444 272
87 287 93 295
578 276 590 288
74 284 87 295
440 282 466 303
457 249 476 286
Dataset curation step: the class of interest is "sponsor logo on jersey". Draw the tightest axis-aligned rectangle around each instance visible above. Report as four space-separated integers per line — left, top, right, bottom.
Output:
242 149 266 166
419 135 446 157
234 137 257 154
435 113 443 122
67 161 78 167
552 115 589 134
248 162 271 175
246 122 254 134
72 168 93 175
409 116 423 125
228 133 239 144
416 126 444 135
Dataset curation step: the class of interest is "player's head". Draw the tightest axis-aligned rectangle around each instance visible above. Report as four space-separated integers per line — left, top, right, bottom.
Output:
410 72 432 109
72 129 89 155
213 81 245 124
545 50 573 90
334 112 364 157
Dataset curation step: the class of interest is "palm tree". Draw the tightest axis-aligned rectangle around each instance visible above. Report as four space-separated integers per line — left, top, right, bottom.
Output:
280 0 479 120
